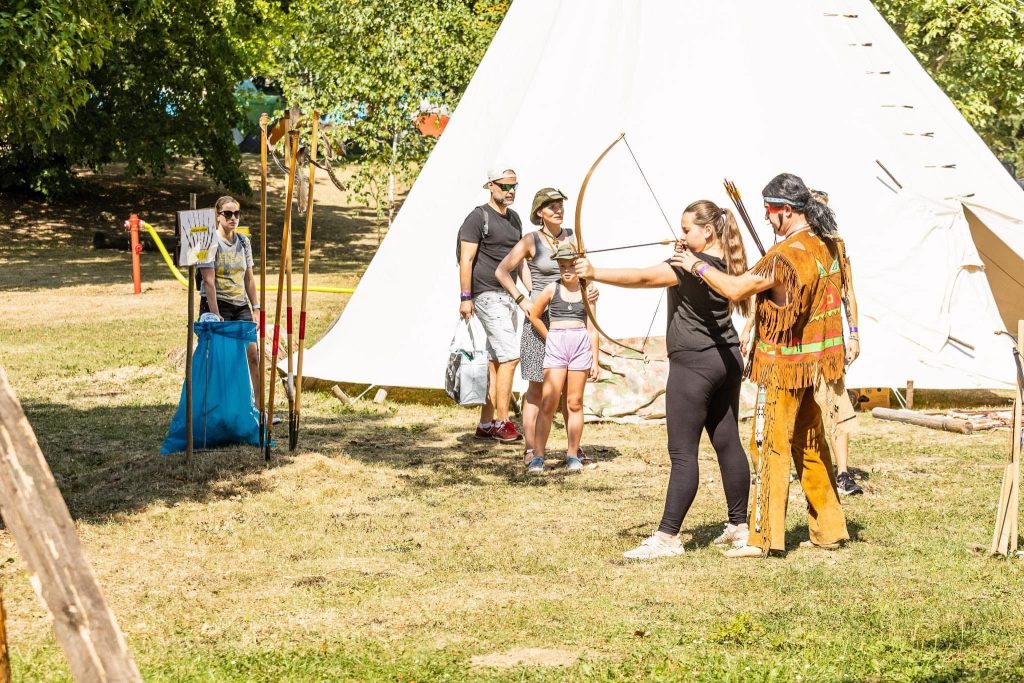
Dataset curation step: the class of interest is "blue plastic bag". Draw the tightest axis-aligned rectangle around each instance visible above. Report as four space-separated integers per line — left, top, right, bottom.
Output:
161 320 260 455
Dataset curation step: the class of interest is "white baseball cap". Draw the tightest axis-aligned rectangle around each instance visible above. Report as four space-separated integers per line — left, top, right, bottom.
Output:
483 166 517 189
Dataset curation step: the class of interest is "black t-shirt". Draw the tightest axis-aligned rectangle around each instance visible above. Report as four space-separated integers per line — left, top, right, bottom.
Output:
665 253 739 354
458 204 522 295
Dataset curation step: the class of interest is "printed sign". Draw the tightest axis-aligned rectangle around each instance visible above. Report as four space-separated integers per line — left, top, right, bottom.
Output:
176 208 218 266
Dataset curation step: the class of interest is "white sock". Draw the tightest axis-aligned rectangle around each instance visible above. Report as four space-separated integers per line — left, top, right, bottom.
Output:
479 421 493 429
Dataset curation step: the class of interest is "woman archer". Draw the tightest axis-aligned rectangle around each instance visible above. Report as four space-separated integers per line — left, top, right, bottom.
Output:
575 200 754 559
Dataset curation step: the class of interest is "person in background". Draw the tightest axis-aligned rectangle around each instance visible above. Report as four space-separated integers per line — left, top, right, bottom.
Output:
198 195 259 392
496 188 599 468
458 167 525 443
526 243 600 474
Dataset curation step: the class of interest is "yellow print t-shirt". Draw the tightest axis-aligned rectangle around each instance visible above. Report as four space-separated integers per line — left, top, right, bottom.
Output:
198 232 254 306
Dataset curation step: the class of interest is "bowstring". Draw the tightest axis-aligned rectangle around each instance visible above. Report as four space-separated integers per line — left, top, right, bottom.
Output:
620 134 676 354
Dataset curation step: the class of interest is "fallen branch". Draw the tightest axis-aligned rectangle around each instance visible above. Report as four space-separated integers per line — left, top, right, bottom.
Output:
871 407 973 434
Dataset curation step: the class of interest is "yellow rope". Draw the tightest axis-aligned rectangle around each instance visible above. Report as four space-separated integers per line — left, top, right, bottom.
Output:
139 221 355 294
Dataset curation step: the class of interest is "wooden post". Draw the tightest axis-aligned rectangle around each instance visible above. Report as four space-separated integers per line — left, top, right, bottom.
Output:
991 320 1023 556
0 367 142 681
185 192 197 465
373 387 389 404
258 113 269 449
906 380 914 410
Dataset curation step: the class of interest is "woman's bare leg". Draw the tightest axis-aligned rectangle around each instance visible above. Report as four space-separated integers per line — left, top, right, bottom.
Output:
521 381 543 463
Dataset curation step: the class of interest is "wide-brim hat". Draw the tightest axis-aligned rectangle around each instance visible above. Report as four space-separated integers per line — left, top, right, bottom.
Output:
551 242 580 262
530 187 568 225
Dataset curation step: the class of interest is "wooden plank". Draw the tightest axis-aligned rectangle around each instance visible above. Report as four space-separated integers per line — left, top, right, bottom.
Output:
870 408 973 434
0 367 142 682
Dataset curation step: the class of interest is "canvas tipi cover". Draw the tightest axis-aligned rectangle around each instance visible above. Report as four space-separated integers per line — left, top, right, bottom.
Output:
301 0 1024 391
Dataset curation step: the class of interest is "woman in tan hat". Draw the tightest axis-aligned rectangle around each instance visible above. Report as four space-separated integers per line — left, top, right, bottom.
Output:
496 188 599 470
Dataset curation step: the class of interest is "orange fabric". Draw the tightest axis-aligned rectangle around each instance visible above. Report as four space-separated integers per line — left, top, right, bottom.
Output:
747 385 849 552
748 230 846 390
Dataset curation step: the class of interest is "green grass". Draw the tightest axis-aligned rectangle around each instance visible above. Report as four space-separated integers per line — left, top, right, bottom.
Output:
1 163 1022 681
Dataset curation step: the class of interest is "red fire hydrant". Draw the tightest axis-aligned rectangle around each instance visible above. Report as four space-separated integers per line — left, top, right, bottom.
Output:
127 214 143 294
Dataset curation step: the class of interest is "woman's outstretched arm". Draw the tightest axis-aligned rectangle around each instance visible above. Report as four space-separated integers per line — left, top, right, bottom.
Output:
574 258 677 289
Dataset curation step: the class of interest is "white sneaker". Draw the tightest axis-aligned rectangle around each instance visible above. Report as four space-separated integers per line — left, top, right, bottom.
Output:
623 534 684 560
711 523 749 548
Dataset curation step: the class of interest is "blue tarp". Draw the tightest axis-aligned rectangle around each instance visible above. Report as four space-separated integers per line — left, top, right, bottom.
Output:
161 321 260 455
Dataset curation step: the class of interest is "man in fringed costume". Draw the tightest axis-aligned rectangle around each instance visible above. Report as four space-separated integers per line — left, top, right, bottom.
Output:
672 173 849 557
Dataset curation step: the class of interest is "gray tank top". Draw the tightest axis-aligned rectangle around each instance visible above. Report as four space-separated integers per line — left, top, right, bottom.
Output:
527 229 575 294
548 283 587 323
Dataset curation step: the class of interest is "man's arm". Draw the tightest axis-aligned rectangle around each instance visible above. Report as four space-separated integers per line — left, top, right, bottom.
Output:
459 240 478 319
840 247 861 363
199 267 220 317
669 251 775 301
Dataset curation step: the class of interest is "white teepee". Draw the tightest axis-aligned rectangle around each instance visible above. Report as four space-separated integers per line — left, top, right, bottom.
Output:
301 0 1024 391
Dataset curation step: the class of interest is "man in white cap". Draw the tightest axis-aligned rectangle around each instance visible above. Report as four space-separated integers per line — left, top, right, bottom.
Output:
458 167 526 442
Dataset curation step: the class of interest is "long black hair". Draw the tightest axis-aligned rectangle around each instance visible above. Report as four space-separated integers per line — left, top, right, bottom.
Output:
762 173 839 241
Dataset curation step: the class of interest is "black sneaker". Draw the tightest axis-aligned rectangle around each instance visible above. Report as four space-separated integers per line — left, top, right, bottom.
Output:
837 471 863 496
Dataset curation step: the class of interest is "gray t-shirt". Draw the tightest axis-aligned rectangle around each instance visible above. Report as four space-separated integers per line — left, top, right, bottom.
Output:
199 231 254 306
458 204 522 295
527 229 575 294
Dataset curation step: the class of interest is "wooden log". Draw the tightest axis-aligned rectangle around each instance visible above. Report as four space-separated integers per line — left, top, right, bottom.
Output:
331 385 356 407
0 367 142 681
870 407 973 434
373 387 389 404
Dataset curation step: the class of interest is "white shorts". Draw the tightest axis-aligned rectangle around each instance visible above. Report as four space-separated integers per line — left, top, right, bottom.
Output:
474 291 521 363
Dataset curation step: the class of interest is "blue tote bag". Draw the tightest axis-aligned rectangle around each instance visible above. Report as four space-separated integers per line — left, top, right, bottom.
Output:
161 320 260 455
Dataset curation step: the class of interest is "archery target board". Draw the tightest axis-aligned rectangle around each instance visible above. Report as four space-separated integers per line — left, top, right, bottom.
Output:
176 208 218 266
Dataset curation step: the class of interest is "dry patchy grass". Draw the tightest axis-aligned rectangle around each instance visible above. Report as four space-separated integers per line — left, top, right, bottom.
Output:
1 162 1023 681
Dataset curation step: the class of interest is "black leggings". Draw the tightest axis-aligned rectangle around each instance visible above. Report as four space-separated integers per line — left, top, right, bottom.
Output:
658 346 750 535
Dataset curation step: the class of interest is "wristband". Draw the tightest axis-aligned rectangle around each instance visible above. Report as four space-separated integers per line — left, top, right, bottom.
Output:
848 326 858 333
695 263 711 279
514 293 525 304
460 293 473 302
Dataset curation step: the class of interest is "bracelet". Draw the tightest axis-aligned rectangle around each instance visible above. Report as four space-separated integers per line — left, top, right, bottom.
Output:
514 293 525 305
460 293 473 302
848 325 858 333
694 263 711 279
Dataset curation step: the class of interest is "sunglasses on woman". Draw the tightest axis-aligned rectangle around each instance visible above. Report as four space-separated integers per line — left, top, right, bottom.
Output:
219 210 241 219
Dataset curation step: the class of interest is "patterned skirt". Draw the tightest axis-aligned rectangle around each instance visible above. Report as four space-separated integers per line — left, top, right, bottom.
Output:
520 311 549 383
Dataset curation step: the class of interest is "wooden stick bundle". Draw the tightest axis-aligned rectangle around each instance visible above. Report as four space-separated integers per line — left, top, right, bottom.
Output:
991 320 1023 556
258 113 269 453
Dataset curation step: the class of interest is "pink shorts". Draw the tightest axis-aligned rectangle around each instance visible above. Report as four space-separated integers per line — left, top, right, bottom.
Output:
543 327 593 371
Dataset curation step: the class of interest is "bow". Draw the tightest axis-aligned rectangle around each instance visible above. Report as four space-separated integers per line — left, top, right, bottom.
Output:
574 132 678 356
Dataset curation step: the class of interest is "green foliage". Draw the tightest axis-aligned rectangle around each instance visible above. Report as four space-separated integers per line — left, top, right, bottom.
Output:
271 0 508 223
875 0 1024 173
1 0 282 195
0 0 131 146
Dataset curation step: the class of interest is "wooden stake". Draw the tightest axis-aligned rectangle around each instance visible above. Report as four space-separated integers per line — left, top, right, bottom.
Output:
906 380 914 410
185 192 197 465
991 320 1023 556
293 110 320 450
0 367 142 681
265 128 300 462
258 113 269 450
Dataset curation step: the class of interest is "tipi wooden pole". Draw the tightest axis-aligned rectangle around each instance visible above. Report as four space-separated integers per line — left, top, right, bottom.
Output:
265 129 300 462
991 320 1023 556
293 110 320 450
185 192 197 465
258 113 269 449
0 367 142 681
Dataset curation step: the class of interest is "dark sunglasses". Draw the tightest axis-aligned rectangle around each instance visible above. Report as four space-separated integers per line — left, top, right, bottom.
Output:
492 181 518 192
219 210 241 219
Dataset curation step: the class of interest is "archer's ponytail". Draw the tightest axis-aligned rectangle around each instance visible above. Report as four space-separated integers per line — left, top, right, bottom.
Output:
683 200 753 317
